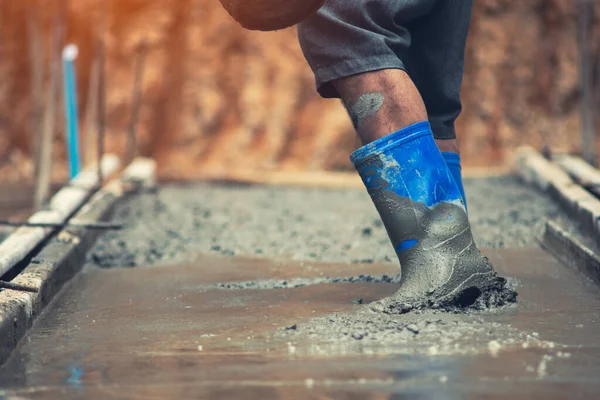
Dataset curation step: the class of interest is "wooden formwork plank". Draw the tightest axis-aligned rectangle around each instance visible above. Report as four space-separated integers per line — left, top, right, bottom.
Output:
513 147 600 238
539 219 600 285
554 154 600 198
0 155 120 278
0 158 156 365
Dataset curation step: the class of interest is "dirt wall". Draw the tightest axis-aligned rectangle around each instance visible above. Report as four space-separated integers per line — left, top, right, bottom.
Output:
1 0 599 181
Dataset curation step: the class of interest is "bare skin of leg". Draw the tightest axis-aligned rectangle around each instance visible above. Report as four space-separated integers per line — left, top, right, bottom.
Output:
333 69 459 153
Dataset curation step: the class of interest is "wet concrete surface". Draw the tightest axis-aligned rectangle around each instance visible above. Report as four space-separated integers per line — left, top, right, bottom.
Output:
85 176 566 268
1 248 599 398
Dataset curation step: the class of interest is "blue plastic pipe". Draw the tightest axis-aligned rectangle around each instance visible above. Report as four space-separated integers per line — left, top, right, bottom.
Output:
62 44 81 178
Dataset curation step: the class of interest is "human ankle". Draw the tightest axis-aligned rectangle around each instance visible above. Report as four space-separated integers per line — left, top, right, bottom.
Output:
435 138 459 154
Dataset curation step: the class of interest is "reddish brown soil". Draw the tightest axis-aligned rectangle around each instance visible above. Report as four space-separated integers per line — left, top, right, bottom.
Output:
1 0 599 182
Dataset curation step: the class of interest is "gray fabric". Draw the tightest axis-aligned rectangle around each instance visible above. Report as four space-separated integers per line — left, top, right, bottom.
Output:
298 0 473 140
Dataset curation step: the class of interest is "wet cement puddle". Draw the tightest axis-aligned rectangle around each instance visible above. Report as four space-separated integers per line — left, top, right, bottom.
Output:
1 249 599 398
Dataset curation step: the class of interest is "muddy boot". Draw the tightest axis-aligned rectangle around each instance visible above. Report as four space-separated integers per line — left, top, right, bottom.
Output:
351 122 516 314
218 0 326 31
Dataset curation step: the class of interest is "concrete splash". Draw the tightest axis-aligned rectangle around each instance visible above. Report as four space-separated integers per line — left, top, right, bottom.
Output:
213 274 400 290
207 273 517 316
372 273 518 314
276 304 555 358
347 92 385 129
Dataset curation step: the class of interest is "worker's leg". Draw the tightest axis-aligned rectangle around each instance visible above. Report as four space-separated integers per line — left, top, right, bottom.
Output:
334 69 427 144
298 0 511 311
333 68 502 312
298 0 469 206
404 0 474 208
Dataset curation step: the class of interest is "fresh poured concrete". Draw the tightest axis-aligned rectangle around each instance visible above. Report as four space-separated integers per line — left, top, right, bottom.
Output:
85 176 565 269
1 248 599 398
1 177 596 398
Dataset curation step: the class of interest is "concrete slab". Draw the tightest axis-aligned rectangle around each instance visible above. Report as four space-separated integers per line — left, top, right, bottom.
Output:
1 249 599 398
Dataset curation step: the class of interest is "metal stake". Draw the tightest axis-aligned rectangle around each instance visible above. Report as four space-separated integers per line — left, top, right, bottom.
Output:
0 281 38 293
28 9 44 209
127 40 148 165
97 38 106 186
34 8 64 210
0 220 123 230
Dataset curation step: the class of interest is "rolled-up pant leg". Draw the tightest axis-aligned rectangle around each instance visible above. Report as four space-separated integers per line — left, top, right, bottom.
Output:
297 0 473 140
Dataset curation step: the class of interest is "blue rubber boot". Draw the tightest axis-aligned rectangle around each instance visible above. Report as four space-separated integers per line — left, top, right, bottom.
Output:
351 122 512 314
442 152 467 212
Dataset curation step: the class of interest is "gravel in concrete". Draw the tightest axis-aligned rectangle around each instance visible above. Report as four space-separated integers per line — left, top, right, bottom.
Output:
86 176 565 269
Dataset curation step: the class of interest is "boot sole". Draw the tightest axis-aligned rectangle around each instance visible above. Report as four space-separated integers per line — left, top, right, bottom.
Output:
372 270 516 314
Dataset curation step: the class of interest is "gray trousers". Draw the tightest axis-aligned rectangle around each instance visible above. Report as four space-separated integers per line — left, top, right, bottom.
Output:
297 0 473 140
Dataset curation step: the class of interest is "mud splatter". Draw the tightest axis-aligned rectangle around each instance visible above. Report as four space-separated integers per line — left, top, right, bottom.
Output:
372 275 518 314
347 92 385 129
203 274 516 317
276 305 555 356
211 274 400 290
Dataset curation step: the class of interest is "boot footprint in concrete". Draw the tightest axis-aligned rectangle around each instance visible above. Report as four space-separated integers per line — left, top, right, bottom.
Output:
351 122 517 314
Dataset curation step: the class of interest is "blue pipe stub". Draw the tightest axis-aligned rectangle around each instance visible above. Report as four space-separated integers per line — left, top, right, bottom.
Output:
62 45 81 179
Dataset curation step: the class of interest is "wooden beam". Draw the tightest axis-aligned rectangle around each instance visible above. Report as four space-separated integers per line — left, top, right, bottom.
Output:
126 40 147 165
0 155 120 278
577 0 596 166
33 5 65 210
28 9 44 202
